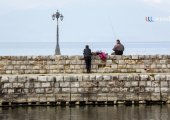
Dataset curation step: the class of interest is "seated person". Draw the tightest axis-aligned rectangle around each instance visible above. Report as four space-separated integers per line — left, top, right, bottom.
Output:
112 39 124 55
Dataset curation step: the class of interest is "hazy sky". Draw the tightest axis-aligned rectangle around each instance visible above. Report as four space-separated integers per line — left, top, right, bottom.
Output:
0 0 170 43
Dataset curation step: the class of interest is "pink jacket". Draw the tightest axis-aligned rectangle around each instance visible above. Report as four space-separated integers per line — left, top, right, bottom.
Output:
98 52 107 61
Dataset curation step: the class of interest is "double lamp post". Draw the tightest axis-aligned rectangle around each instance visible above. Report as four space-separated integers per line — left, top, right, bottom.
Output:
52 10 63 55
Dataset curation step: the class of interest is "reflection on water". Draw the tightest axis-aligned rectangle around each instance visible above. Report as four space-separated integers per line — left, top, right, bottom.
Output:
0 105 170 120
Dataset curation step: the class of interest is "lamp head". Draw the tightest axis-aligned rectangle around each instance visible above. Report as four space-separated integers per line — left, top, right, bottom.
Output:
52 14 55 20
60 14 64 21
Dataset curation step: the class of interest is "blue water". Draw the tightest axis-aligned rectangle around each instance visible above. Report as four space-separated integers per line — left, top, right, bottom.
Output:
0 42 170 55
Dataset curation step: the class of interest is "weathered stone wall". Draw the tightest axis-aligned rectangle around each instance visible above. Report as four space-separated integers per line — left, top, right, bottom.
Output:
0 74 170 104
0 55 170 74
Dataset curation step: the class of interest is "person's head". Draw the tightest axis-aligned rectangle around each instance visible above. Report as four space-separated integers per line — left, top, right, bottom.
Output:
116 39 121 44
85 45 89 49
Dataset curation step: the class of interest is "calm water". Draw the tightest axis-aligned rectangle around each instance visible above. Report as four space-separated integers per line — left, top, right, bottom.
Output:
0 42 170 55
0 105 170 120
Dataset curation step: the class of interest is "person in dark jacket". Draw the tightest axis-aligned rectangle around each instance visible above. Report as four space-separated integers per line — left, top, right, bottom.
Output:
112 39 124 55
83 45 92 73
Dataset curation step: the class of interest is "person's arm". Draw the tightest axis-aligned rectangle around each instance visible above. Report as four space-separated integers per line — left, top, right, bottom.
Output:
83 49 85 56
113 45 116 51
90 49 92 56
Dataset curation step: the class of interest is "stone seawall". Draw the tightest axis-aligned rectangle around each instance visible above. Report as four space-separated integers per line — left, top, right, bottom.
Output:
0 55 170 74
0 55 170 106
0 74 170 106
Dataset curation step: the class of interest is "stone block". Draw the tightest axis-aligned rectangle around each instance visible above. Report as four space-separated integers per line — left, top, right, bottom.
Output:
64 76 70 81
160 60 167 64
139 93 150 101
45 88 54 94
155 87 160 93
34 82 41 88
151 93 160 101
54 83 59 88
126 93 138 101
90 75 96 81
107 93 117 101
18 76 27 83
20 65 27 70
42 83 51 88
39 96 47 102
75 65 80 69
132 55 139 59
38 76 47 82
9 76 18 82
96 75 103 81
47 97 56 102
71 94 83 101
152 81 160 87
1 76 9 82
161 87 168 92
161 93 168 101
8 89 14 94
110 88 119 93
106 60 113 65
54 88 60 93
6 70 12 74
146 81 152 87
71 82 79 87
103 75 112 81
161 81 168 87
56 76 64 82
27 96 39 102
102 88 109 93
77 88 84 93
120 88 128 92
117 93 126 100
83 75 90 81
60 82 70 87
13 83 24 88
140 75 149 81
131 81 138 87
139 81 146 86
145 87 154 92
125 81 130 87
97 94 107 101
71 88 77 93
119 75 127 81
56 94 70 101
84 93 96 101
127 75 134 81
3 83 12 88
111 65 117 69
166 75 170 80
36 88 45 94
47 76 56 82
14 97 27 103
121 69 128 73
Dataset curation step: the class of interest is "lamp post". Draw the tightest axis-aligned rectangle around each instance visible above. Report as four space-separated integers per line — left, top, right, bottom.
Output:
52 10 63 55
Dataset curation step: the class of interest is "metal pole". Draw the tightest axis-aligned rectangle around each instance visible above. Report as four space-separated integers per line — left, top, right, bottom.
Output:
55 18 61 55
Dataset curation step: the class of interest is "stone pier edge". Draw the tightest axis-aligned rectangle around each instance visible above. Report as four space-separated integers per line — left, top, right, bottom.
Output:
0 73 170 106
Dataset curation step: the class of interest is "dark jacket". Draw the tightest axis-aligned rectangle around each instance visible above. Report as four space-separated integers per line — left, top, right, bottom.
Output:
83 48 92 57
113 43 124 51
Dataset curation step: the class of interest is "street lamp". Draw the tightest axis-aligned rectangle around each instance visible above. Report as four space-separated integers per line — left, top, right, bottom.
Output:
52 10 64 55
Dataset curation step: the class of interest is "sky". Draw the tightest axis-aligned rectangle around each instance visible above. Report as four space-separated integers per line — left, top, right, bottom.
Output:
0 0 170 43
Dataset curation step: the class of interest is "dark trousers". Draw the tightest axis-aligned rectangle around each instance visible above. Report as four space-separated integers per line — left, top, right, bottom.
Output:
84 57 91 73
115 50 123 55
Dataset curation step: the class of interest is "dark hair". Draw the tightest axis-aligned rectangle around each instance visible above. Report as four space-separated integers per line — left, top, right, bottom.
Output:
85 45 89 48
117 39 120 44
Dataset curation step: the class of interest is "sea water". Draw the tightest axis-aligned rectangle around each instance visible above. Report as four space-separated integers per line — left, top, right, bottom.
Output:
0 42 170 56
